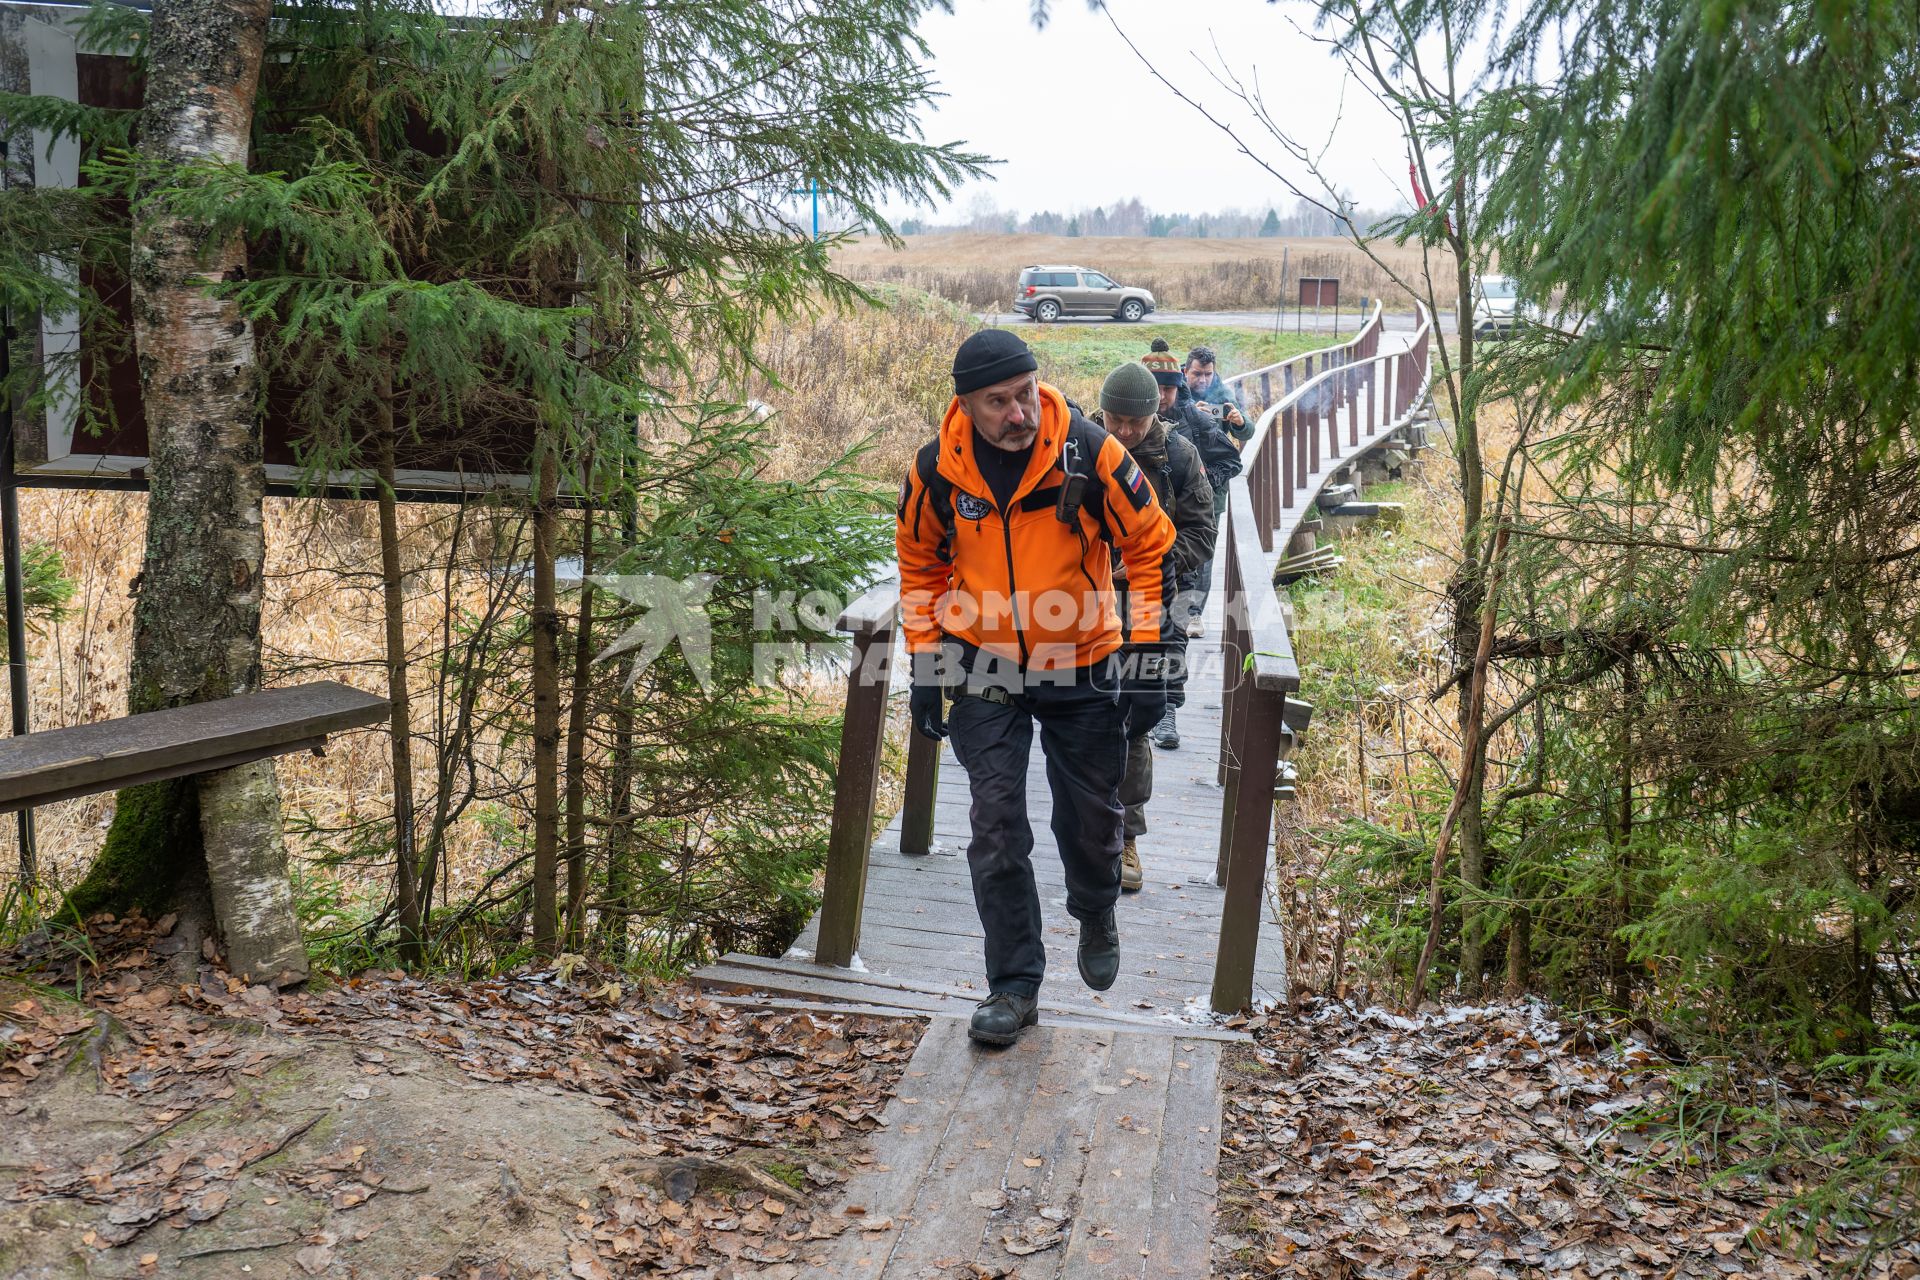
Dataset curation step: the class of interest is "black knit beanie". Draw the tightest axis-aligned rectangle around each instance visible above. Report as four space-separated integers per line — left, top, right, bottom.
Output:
952 330 1039 395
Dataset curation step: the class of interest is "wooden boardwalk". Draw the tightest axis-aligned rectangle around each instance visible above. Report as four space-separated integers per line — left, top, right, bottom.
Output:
696 319 1435 1278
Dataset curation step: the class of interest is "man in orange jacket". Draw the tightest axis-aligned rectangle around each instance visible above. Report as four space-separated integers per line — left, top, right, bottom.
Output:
896 329 1178 1045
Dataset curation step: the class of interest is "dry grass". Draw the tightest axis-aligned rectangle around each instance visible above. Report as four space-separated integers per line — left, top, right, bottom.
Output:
747 286 977 486
0 492 523 907
834 233 1458 312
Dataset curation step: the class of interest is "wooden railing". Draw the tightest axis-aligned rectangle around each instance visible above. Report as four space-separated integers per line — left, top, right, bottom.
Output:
815 304 1435 1011
1208 304 1432 1010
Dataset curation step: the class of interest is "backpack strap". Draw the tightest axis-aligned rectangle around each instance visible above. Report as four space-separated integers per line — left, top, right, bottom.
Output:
910 438 956 564
1064 411 1114 543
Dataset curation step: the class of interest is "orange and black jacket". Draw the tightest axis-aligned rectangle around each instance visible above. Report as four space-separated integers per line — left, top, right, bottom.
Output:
896 382 1178 671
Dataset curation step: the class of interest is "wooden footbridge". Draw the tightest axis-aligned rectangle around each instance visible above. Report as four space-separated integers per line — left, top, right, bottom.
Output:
696 304 1435 1278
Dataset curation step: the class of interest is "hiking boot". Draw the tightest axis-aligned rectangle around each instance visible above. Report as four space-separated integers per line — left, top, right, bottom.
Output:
968 991 1039 1046
1121 840 1144 893
1077 908 1120 991
1150 709 1180 750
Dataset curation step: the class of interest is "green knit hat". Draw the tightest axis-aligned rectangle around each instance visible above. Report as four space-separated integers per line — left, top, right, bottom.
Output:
1100 361 1160 419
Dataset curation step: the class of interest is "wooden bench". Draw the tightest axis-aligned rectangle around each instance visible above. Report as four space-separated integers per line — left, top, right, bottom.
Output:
0 680 390 813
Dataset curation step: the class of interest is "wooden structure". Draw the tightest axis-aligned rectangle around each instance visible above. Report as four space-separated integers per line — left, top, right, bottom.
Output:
0 681 389 813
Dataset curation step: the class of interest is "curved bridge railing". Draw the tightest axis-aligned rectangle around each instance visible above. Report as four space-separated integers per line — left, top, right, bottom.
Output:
815 303 1434 1014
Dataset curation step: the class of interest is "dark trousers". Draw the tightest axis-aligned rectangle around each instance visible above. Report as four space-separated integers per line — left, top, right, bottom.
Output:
947 679 1128 998
1121 733 1152 838
1185 487 1230 622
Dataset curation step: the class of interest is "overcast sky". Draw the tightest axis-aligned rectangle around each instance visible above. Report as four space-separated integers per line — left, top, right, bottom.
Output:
865 0 1417 224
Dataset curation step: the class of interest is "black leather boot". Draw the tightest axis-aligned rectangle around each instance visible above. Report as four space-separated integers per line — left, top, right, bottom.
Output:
1078 908 1120 991
968 991 1039 1046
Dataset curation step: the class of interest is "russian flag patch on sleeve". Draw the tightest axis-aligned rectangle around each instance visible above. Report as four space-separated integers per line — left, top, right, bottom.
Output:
1119 458 1150 510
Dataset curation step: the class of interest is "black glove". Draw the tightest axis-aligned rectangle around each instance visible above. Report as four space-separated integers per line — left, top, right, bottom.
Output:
909 651 949 740
1116 643 1178 738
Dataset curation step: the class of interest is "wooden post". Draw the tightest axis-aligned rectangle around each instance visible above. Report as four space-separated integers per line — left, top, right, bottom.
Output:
1255 442 1274 552
1281 411 1295 509
1261 370 1272 410
900 725 939 855
1308 402 1320 476
1215 520 1243 789
1349 356 1361 447
816 624 892 966
1212 686 1285 1012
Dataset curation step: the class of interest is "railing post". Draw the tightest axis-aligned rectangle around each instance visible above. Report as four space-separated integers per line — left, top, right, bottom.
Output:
816 624 892 966
1327 390 1342 462
1267 420 1282 529
1215 519 1244 789
1261 370 1272 410
899 724 939 855
1299 399 1311 484
1349 357 1360 447
1281 410 1295 509
1308 402 1320 476
1254 447 1273 552
1212 686 1286 1012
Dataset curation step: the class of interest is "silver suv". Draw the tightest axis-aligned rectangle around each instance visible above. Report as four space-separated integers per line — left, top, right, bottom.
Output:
1014 265 1157 323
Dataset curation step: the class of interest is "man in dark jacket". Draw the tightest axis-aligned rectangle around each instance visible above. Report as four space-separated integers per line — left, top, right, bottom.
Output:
1091 361 1216 889
1145 345 1241 650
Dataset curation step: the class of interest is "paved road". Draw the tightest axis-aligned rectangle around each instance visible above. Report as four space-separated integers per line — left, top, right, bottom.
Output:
980 307 1459 335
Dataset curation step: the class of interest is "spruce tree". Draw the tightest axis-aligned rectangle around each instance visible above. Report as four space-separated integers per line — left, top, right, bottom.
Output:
5 0 983 965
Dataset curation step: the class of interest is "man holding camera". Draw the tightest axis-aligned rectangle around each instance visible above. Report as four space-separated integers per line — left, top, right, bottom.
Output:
1186 344 1252 445
897 330 1177 1046
1172 345 1252 640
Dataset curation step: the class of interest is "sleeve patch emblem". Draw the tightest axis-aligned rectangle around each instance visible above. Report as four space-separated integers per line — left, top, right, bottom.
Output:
1118 458 1151 511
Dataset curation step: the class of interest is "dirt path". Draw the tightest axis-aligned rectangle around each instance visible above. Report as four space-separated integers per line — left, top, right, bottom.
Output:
1 918 923 1279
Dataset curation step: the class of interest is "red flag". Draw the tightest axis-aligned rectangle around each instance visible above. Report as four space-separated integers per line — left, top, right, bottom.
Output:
1409 161 1454 236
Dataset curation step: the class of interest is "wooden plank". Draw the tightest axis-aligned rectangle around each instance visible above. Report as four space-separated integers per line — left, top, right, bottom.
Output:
975 1027 1119 1278
835 579 899 634
701 954 1249 1041
810 1015 980 1275
1060 1032 1175 1278
879 1030 1044 1276
0 680 388 811
706 995 935 1022
1143 1040 1224 1278
839 916 1271 986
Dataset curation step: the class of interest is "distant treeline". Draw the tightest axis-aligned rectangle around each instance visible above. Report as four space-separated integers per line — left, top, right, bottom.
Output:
896 196 1404 239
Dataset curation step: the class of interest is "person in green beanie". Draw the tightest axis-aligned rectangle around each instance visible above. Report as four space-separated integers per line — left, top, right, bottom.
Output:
1089 361 1216 890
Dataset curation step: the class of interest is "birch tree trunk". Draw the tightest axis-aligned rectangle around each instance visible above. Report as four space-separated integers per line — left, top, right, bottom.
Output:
69 0 307 984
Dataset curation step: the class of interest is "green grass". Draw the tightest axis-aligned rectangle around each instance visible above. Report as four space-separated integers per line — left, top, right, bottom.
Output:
1018 324 1350 406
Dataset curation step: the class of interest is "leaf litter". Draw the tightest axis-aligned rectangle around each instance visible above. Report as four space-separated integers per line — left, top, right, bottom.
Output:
1213 995 1920 1279
2 911 922 1277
